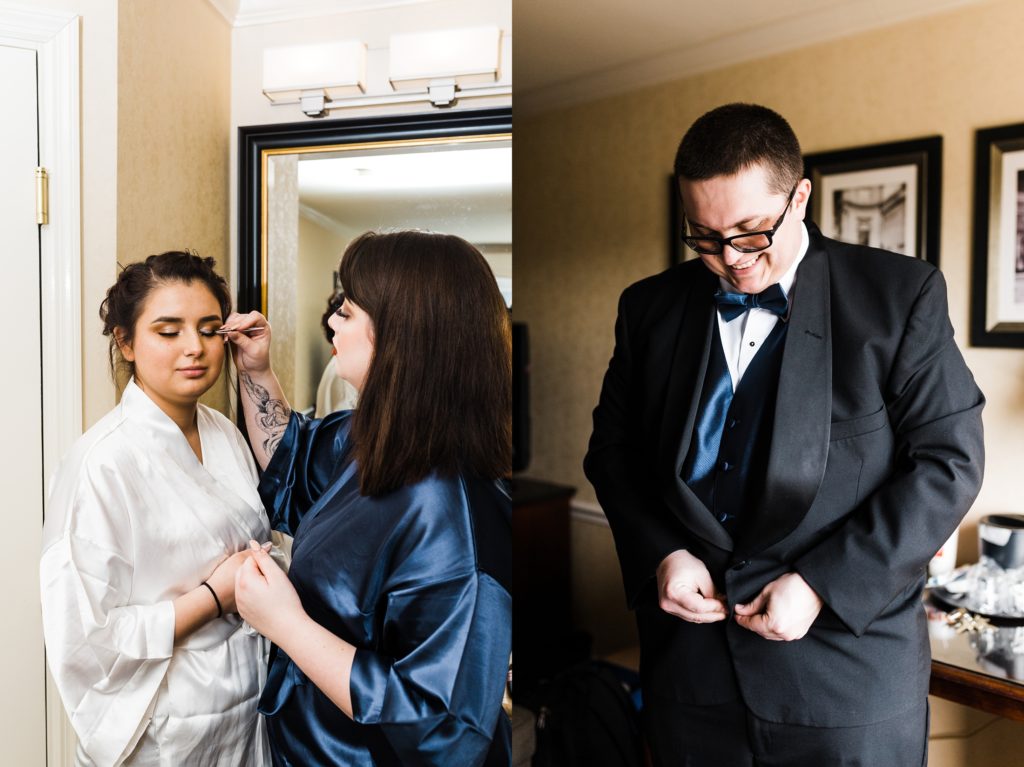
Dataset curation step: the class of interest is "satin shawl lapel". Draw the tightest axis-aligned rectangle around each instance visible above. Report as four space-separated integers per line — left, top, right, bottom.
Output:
736 241 832 557
658 267 733 551
195 408 269 536
119 381 266 548
290 451 360 549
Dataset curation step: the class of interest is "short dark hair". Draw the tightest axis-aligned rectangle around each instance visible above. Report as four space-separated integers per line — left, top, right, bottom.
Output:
673 103 803 195
99 251 231 384
339 230 511 496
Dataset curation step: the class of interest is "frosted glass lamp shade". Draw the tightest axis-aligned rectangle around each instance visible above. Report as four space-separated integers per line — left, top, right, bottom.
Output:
389 27 501 91
262 41 367 104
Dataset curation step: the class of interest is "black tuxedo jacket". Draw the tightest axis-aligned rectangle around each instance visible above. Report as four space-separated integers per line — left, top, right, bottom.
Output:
584 223 985 727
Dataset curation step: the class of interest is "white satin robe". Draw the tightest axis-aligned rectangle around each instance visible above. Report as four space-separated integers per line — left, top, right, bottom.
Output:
40 380 271 766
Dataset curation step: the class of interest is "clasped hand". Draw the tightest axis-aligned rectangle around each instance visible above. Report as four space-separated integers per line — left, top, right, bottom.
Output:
236 539 307 645
657 550 822 641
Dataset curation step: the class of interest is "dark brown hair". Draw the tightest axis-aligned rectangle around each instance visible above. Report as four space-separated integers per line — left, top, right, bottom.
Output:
100 251 231 383
339 230 511 496
673 103 803 195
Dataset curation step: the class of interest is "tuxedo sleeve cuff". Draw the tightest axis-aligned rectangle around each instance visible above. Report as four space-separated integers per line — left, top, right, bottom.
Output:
794 555 873 637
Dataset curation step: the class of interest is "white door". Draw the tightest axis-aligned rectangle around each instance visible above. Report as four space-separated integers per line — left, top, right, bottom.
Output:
0 42 46 765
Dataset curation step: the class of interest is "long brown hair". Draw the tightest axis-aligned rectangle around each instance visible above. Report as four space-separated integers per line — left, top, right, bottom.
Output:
339 230 511 496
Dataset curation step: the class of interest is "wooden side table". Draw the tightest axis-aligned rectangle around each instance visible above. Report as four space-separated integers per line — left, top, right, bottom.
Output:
926 592 1024 721
511 477 575 695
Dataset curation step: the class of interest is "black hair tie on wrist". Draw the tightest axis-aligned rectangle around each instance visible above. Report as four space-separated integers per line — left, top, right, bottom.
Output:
201 581 223 618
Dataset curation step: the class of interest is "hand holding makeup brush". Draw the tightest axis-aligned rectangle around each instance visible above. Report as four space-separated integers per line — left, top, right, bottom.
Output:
222 311 272 374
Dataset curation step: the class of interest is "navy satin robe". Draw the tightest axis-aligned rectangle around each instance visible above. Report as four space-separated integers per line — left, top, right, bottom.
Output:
257 411 512 766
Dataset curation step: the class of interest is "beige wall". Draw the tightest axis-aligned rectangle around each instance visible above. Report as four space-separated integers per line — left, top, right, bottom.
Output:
514 0 1024 755
928 700 1024 764
118 0 232 412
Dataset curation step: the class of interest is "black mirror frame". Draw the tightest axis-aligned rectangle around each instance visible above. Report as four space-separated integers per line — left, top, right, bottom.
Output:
237 106 513 315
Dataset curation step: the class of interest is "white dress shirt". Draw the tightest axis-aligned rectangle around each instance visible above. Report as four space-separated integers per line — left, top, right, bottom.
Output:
717 223 809 390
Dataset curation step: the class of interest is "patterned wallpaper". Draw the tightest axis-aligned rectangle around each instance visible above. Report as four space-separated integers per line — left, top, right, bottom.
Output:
116 0 232 414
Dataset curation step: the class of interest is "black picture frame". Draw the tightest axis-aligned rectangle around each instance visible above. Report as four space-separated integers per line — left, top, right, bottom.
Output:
237 107 512 315
970 121 1024 348
803 136 942 267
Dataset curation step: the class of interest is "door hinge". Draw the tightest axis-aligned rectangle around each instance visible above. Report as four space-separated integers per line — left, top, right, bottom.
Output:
35 167 49 225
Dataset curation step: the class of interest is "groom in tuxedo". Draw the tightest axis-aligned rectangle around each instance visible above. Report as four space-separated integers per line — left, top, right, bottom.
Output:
584 103 984 766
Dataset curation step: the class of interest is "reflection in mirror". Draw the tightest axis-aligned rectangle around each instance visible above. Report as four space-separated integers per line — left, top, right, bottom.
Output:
260 133 511 417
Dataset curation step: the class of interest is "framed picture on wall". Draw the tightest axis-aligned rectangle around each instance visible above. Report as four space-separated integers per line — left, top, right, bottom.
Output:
803 136 942 267
971 122 1024 348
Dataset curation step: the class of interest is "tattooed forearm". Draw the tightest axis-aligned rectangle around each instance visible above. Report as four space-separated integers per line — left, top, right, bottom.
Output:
240 372 291 458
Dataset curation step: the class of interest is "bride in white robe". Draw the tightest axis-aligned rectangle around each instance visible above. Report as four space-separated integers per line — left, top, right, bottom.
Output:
40 253 271 766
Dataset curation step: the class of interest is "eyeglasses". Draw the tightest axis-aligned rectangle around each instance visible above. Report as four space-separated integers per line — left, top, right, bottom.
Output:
681 185 797 256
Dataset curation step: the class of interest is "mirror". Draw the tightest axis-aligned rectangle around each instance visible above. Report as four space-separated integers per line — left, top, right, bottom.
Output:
239 108 511 415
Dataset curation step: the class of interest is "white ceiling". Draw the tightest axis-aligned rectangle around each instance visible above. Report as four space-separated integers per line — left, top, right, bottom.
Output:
514 0 990 113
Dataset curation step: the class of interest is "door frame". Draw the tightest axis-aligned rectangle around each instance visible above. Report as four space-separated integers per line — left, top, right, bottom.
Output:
0 6 83 765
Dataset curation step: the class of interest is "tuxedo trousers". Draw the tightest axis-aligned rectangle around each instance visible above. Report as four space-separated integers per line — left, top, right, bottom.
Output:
644 694 928 767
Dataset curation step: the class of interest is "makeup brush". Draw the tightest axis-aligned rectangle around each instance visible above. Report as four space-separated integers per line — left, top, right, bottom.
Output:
215 326 266 336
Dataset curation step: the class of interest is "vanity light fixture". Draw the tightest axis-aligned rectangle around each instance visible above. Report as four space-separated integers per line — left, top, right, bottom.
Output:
262 41 367 117
261 27 507 117
388 26 502 107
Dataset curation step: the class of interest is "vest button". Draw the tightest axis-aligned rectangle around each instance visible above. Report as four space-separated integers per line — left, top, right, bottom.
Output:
732 560 749 572
720 460 733 471
728 418 738 429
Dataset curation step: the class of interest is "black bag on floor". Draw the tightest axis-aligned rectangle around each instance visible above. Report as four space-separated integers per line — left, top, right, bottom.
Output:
531 660 644 767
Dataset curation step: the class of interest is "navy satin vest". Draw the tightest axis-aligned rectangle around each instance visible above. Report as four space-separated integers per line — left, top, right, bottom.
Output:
682 317 788 534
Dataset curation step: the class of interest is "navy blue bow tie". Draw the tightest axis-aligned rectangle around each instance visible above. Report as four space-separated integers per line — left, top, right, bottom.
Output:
712 283 788 322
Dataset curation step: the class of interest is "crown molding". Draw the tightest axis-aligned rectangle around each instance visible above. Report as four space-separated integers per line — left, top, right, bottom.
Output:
0 2 75 40
204 0 239 26
298 202 352 237
517 0 987 116
207 0 439 28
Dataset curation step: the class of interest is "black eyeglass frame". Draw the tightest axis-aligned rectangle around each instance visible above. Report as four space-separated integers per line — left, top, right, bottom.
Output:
681 185 798 256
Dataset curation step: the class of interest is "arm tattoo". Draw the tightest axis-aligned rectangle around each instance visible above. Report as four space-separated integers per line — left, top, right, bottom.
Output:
240 372 291 458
